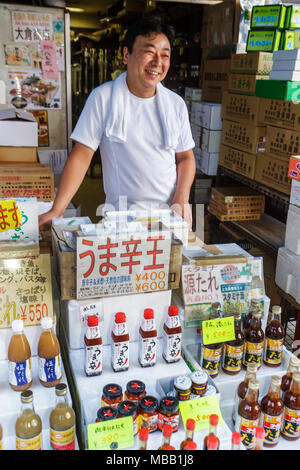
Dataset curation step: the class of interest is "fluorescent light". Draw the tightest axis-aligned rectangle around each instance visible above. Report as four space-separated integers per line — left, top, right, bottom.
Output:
66 7 85 12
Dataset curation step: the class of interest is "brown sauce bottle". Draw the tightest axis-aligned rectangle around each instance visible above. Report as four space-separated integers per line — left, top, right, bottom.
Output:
222 313 244 375
235 379 261 450
111 312 130 372
232 363 258 425
243 311 264 369
49 383 76 450
281 356 300 400
243 298 260 332
281 371 300 441
261 376 284 447
139 308 157 368
163 305 182 364
263 306 284 367
201 303 222 378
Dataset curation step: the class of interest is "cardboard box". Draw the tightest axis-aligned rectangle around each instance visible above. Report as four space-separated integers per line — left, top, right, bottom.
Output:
270 70 300 81
255 79 300 100
0 146 37 163
290 179 300 207
266 126 300 160
197 102 222 130
0 109 38 147
200 128 222 154
228 73 268 95
230 52 273 75
272 59 300 71
219 144 257 179
202 58 230 103
254 153 291 195
211 186 265 207
285 203 300 255
288 156 300 181
280 30 298 50
198 150 219 176
221 91 262 126
0 163 54 202
285 5 300 29
275 246 300 304
246 30 282 53
185 87 202 102
258 97 300 132
250 4 287 30
221 119 266 155
208 202 262 221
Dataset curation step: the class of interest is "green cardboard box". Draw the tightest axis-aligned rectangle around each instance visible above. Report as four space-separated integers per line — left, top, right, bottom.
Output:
246 30 282 53
285 5 300 29
250 4 287 30
255 79 300 100
280 30 300 50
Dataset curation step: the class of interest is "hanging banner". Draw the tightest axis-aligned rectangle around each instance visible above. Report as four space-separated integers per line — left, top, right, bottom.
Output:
40 40 58 81
12 11 52 42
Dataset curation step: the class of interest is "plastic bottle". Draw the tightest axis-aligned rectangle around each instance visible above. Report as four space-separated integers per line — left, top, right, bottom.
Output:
139 308 157 368
203 414 220 450
235 379 261 450
253 427 265 450
162 305 182 364
138 427 149 450
243 298 261 332
222 313 244 375
15 390 42 450
231 432 241 450
38 316 62 387
8 319 32 391
243 311 264 369
232 363 258 425
111 312 130 372
206 435 219 450
84 315 102 376
157 424 173 450
180 419 195 450
260 375 284 447
280 356 300 400
263 305 284 367
281 371 300 441
185 441 197 450
49 383 76 450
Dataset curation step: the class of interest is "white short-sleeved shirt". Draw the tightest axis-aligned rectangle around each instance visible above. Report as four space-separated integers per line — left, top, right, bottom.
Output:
70 79 195 211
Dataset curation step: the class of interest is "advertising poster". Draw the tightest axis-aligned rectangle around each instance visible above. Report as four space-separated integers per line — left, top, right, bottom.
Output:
29 110 49 146
11 10 52 42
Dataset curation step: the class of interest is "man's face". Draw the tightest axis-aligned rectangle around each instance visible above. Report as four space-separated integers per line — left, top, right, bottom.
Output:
123 32 171 96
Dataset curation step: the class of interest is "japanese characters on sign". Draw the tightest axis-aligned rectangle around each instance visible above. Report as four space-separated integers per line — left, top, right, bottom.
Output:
40 40 58 81
87 417 134 450
0 199 22 233
179 395 223 431
76 231 171 299
0 198 38 242
12 11 52 42
202 316 236 346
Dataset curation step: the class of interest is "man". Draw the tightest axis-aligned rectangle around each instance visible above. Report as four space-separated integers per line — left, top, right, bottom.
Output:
39 16 196 228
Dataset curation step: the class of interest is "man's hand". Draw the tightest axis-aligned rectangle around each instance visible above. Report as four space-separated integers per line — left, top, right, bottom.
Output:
171 196 193 231
38 209 60 229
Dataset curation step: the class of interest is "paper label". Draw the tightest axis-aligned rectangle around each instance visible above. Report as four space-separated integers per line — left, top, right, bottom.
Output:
243 340 264 367
139 336 157 367
87 417 134 450
202 316 235 345
9 359 32 387
263 338 284 365
179 395 223 431
158 412 180 432
282 407 300 439
0 199 22 232
262 413 283 445
162 331 182 362
111 340 129 371
236 415 259 449
80 302 103 325
138 413 158 433
50 426 75 450
222 344 244 372
202 346 222 375
39 355 61 383
16 433 42 450
85 343 102 375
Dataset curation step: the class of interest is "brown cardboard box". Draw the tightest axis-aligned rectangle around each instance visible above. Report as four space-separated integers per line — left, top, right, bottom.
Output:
259 98 300 133
222 91 262 125
221 119 266 154
230 52 273 74
0 146 37 163
201 0 238 48
228 73 268 95
209 199 263 215
219 144 257 179
208 202 261 221
266 126 300 160
0 163 54 201
202 58 231 103
211 185 265 206
254 153 291 195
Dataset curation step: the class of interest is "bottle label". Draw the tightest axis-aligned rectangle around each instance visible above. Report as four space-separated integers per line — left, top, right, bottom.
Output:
158 413 179 432
112 340 129 371
235 415 259 449
85 344 102 375
9 359 32 387
113 322 128 336
139 336 157 367
243 341 264 367
281 407 300 439
50 426 75 450
222 344 244 372
162 331 181 362
39 355 62 383
262 412 283 445
202 346 222 375
16 433 42 450
166 315 181 329
138 413 158 433
86 325 101 340
263 338 284 365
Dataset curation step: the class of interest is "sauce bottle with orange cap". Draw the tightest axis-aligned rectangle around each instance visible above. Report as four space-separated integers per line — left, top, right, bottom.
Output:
203 414 220 450
111 312 129 372
139 308 157 368
180 419 195 450
206 435 219 450
84 315 102 377
157 424 173 450
138 427 149 450
163 305 182 364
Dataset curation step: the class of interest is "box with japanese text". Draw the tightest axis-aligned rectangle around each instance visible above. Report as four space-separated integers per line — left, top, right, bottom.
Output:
250 4 287 30
266 126 300 160
285 5 300 29
219 144 257 179
221 91 262 126
230 52 273 75
254 153 291 195
0 197 38 243
0 147 37 163
246 30 282 53
288 156 300 181
221 119 266 155
258 98 300 133
208 203 262 221
228 73 268 95
202 58 230 104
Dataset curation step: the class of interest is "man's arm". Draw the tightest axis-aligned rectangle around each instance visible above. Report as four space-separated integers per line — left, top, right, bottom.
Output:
171 149 196 230
38 142 95 228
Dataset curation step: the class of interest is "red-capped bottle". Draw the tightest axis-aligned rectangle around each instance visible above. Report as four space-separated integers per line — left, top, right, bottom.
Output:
254 427 265 450
163 305 182 364
157 424 173 450
180 419 195 450
138 427 149 450
206 435 219 450
203 414 220 450
231 432 241 450
111 312 129 372
139 308 158 368
185 441 197 450
85 315 102 377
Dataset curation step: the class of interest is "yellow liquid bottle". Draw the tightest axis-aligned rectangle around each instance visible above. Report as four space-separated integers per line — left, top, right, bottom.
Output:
15 390 42 450
49 383 76 450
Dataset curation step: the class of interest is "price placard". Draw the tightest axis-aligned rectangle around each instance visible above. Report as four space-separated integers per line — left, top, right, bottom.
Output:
202 316 235 345
87 417 134 450
179 395 223 431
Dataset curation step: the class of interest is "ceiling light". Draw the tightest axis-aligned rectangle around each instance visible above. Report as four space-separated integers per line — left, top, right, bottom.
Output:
66 7 85 12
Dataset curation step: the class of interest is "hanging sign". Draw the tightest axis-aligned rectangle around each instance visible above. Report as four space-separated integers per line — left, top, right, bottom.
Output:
12 11 52 42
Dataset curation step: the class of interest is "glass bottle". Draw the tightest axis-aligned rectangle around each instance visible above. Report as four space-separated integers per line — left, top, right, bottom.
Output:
139 308 157 368
263 306 284 367
281 371 300 441
8 319 32 392
222 313 244 375
280 356 300 400
157 424 173 450
111 312 130 372
243 311 264 369
138 427 149 450
15 390 42 450
210 302 221 319
243 298 261 332
203 414 220 450
49 383 76 450
206 435 219 450
162 305 182 364
180 419 195 450
232 363 258 425
38 316 62 387
260 375 284 447
254 427 265 450
201 304 223 378
185 441 197 450
84 314 102 377
231 432 241 450
235 379 261 450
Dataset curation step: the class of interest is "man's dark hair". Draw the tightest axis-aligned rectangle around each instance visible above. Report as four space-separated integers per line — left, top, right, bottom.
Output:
123 16 175 53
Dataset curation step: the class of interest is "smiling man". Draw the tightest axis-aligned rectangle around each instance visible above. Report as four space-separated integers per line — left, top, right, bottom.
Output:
39 16 196 228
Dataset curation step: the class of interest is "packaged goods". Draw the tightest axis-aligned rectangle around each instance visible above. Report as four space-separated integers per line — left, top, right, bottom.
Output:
281 372 300 441
8 319 32 391
174 376 192 401
157 424 173 450
232 363 258 425
0 146 37 163
221 119 266 155
289 156 300 182
15 390 42 450
280 30 300 50
254 427 265 450
200 128 222 154
49 384 76 450
266 126 300 160
221 91 262 126
261 376 284 447
96 406 118 422
255 79 300 100
197 102 222 130
280 356 300 399
101 384 123 408
38 316 62 387
202 58 230 103
158 396 180 432
254 154 291 195
243 298 262 332
219 144 257 179
230 52 273 75
290 179 300 207
263 306 284 367
118 401 138 436
270 70 300 81
243 311 264 369
228 73 268 95
138 427 149 450
211 187 265 210
125 380 146 403
258 98 300 132
198 150 220 176
138 395 159 432
231 432 241 450
111 312 129 372
272 59 300 71
138 308 157 368
162 305 182 364
201 303 223 378
0 109 38 147
84 315 102 377
180 419 195 450
222 313 244 375
274 48 300 63
285 5 300 29
250 4 287 30
246 30 282 52
235 379 261 450
203 414 220 450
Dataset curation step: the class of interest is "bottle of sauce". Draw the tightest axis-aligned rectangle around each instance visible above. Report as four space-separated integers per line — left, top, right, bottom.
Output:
15 390 42 450
243 298 261 332
96 406 118 423
232 363 258 425
210 302 221 319
254 427 265 450
201 303 223 378
139 308 157 368
138 427 149 450
84 315 102 377
281 356 300 399
180 419 195 450
101 384 123 408
158 396 180 432
125 380 146 404
263 306 284 368
235 379 261 450
243 311 264 369
206 435 219 450
281 371 300 441
118 401 138 436
138 396 159 433
222 313 244 375
162 305 182 364
49 383 76 450
203 414 220 450
231 432 241 450
185 441 197 450
111 312 129 372
38 316 62 388
157 424 173 450
260 375 284 447
8 319 32 392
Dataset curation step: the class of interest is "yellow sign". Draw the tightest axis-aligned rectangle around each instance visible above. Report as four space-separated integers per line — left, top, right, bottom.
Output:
202 316 235 345
87 417 134 450
0 199 22 232
179 395 223 431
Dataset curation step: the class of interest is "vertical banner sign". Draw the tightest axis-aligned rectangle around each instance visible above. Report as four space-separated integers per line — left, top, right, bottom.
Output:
40 40 58 81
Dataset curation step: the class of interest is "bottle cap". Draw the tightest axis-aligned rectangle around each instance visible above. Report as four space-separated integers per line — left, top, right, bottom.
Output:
164 445 175 450
139 427 149 442
138 396 158 413
290 356 300 367
117 401 137 418
144 308 154 320
41 316 53 330
293 371 300 382
12 319 24 333
21 390 33 403
126 380 146 396
159 396 179 413
115 312 126 323
211 302 221 311
174 376 192 391
248 379 259 391
162 424 173 437
55 383 67 396
209 414 219 426
252 311 262 319
272 305 281 315
233 312 241 320
207 435 219 450
270 375 281 387
97 406 118 422
251 298 260 307
232 432 241 446
87 315 99 327
191 370 208 385
168 305 178 317
103 384 122 399
185 441 197 450
186 419 195 431
255 427 265 440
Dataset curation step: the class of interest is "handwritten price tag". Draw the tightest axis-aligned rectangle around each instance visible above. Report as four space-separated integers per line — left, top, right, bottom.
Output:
179 395 223 431
87 416 134 450
0 199 22 232
202 316 235 345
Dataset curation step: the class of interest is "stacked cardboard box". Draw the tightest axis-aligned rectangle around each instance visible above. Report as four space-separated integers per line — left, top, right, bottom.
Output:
202 58 231 103
184 87 202 121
